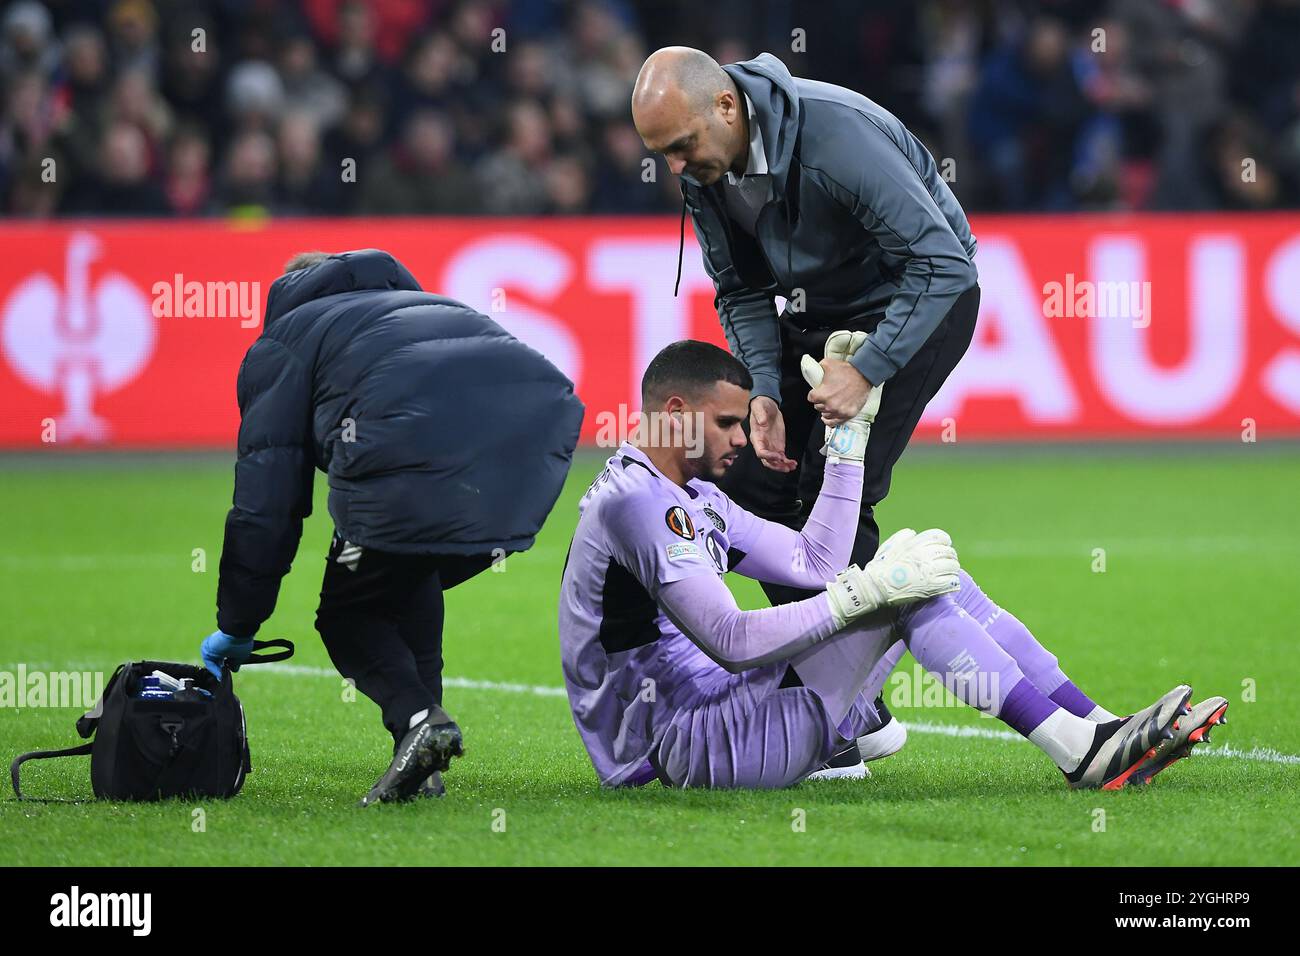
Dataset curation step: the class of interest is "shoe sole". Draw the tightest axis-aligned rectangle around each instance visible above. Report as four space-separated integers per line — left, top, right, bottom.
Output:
1097 688 1192 791
806 761 869 782
1129 701 1229 786
360 724 463 806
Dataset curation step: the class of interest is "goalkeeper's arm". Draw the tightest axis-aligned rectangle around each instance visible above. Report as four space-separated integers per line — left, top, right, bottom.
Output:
728 333 883 590
658 529 962 673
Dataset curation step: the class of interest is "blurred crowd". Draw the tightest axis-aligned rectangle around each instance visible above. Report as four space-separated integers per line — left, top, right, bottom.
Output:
2 0 1298 219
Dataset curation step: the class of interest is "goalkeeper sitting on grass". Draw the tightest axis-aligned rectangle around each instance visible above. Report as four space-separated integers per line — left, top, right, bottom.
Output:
558 339 1227 789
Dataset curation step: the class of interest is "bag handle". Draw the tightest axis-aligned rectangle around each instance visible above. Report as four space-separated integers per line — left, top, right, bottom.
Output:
244 638 294 665
10 743 94 801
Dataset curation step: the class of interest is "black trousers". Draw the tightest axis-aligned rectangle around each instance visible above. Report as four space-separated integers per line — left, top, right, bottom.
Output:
718 284 980 605
314 533 493 747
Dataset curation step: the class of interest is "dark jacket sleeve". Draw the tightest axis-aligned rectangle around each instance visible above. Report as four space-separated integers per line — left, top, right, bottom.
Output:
687 194 783 405
215 337 314 637
809 117 978 386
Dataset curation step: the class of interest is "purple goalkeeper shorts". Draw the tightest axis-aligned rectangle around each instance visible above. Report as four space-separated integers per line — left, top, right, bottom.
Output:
649 666 880 789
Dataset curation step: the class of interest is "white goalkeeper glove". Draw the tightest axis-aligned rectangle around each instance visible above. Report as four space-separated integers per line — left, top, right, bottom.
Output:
800 330 883 465
825 528 962 628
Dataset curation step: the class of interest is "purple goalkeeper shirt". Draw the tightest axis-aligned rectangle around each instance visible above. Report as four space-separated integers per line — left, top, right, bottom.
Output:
558 442 858 786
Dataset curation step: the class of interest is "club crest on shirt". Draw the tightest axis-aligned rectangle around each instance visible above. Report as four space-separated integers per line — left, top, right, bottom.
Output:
665 506 696 539
701 505 726 532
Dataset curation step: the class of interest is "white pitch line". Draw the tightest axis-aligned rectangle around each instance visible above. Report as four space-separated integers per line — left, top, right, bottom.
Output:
900 718 1300 765
257 663 1300 767
263 661 568 698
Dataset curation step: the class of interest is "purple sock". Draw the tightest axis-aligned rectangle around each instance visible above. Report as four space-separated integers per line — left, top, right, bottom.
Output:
1049 681 1101 719
1000 677 1060 737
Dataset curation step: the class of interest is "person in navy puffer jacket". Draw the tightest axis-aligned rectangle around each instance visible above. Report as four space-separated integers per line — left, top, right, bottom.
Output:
199 249 584 804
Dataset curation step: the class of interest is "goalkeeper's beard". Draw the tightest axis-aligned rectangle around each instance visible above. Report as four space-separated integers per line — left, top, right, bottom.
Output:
686 447 740 482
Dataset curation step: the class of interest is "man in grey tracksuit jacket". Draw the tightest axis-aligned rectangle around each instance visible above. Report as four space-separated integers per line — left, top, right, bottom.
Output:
633 47 980 605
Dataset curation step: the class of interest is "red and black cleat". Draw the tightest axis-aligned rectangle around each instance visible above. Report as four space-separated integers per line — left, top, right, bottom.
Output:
1066 685 1191 791
1127 697 1228 786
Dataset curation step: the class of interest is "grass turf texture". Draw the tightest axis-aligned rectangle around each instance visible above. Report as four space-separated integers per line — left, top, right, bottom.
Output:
2 445 1297 866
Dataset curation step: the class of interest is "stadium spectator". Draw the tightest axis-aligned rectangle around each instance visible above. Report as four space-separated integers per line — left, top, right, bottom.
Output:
277 112 346 214
561 1 642 120
106 0 161 79
390 31 465 129
591 118 669 213
544 152 593 213
58 25 112 130
1069 18 1159 210
6 152 59 217
219 128 278 215
504 39 554 100
476 98 551 214
1203 113 1291 210
916 0 985 192
323 83 389 211
3 71 55 168
1228 0 1299 132
1 2 57 85
2 72 60 215
159 14 224 133
547 92 589 155
109 68 171 167
359 108 477 213
164 123 213 216
225 60 284 134
967 16 1089 210
279 34 348 131
63 120 170 216
317 0 394 89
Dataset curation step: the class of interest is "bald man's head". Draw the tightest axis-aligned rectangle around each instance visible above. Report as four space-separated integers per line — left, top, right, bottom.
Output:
631 46 748 186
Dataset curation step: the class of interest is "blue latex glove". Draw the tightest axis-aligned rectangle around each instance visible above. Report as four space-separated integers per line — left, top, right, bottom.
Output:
201 630 255 679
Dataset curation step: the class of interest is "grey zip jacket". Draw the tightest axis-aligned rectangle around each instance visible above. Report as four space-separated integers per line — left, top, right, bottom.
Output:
679 53 978 402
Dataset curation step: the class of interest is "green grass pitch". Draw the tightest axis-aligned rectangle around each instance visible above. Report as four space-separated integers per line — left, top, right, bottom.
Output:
2 444 1297 866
